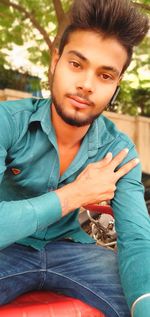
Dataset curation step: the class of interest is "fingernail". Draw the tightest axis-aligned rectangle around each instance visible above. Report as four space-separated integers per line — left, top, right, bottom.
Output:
124 148 129 153
106 152 112 160
134 158 140 164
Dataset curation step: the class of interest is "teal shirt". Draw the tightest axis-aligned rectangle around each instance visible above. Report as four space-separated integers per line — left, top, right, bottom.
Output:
0 98 150 316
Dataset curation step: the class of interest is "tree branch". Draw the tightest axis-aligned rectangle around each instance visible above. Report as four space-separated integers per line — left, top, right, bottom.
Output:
0 0 52 51
52 0 65 24
50 1 71 52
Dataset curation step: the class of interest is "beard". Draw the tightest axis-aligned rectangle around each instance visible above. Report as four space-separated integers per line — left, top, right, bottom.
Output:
51 79 103 128
51 94 102 127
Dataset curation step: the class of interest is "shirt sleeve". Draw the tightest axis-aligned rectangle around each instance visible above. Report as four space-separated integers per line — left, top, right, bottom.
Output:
111 143 150 316
131 295 150 317
0 105 62 250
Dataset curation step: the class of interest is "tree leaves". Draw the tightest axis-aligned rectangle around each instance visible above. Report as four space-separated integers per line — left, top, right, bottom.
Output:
0 0 149 116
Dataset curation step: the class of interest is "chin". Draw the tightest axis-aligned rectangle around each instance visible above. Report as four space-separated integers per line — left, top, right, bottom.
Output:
61 113 96 127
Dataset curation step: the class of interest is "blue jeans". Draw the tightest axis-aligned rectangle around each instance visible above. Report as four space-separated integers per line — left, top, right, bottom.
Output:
0 241 130 317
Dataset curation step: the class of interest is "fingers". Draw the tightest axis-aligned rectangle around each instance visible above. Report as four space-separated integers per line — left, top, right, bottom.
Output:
93 152 113 168
115 158 140 180
105 152 113 162
94 149 129 170
110 148 129 170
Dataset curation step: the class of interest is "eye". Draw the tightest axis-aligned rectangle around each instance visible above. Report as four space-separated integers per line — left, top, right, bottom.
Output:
97 72 114 81
102 74 111 79
101 73 113 80
69 61 81 69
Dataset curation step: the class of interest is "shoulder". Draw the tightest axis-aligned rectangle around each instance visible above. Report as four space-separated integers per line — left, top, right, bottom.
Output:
0 98 38 116
0 97 49 124
98 114 134 148
0 98 49 144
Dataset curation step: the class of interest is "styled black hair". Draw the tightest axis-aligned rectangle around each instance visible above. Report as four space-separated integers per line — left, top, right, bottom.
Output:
59 0 149 73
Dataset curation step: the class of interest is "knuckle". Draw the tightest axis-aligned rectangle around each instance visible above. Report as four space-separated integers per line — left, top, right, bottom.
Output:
113 184 117 191
107 192 114 199
87 163 93 169
122 166 128 174
126 163 133 172
113 173 118 181
111 192 115 197
108 184 116 191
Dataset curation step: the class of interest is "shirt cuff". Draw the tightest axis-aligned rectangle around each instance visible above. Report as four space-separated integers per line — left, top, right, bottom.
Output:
28 191 62 230
131 294 150 317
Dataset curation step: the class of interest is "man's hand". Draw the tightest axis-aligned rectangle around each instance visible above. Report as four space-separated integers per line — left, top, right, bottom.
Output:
55 149 139 216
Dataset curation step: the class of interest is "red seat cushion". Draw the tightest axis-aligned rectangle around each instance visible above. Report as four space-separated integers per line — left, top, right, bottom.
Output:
0 291 105 317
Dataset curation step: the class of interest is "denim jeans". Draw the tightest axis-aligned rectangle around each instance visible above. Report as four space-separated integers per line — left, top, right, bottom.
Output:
0 241 130 317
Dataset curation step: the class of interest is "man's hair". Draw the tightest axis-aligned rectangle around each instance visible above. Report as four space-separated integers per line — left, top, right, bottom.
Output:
59 0 149 73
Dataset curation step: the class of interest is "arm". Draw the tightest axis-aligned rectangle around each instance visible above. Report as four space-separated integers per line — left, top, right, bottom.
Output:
0 106 62 250
112 146 150 317
0 192 62 250
56 143 150 316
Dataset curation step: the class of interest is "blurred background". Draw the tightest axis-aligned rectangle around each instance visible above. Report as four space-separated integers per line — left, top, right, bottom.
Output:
0 0 149 210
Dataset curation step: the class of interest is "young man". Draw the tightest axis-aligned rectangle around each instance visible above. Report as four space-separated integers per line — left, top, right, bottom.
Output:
0 0 149 316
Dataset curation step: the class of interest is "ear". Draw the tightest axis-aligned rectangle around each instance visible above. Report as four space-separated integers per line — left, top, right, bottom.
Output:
51 48 60 74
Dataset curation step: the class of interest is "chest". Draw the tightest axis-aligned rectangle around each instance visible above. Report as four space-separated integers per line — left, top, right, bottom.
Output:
4 128 60 196
58 144 80 177
4 128 82 196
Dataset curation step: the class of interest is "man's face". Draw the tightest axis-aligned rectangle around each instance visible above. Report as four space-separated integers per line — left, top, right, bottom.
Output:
51 30 127 127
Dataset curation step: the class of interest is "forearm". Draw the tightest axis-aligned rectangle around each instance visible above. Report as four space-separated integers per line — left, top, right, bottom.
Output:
113 176 150 315
55 181 83 216
118 242 150 316
0 191 61 249
115 198 150 315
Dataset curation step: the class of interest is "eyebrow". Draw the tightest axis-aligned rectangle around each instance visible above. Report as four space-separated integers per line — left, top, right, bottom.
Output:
67 50 120 77
100 65 120 77
67 50 87 62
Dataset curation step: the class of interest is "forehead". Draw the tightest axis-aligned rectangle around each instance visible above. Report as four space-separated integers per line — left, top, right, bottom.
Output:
63 30 128 73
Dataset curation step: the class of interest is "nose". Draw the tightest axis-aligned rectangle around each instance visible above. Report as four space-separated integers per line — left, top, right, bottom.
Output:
76 71 94 94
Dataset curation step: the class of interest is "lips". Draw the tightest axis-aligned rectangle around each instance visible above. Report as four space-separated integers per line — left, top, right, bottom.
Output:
67 95 91 109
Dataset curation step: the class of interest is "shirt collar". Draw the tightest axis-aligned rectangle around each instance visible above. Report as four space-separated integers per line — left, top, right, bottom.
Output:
87 114 117 157
29 98 52 135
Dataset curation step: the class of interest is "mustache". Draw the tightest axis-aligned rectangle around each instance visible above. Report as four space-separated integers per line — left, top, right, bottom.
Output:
66 93 94 106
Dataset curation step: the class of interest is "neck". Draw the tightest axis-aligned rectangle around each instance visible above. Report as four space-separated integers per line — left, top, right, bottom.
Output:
51 103 90 148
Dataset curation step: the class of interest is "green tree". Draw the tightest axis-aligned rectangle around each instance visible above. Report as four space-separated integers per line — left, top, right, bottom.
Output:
0 0 149 116
112 33 150 117
0 0 149 67
0 0 72 68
